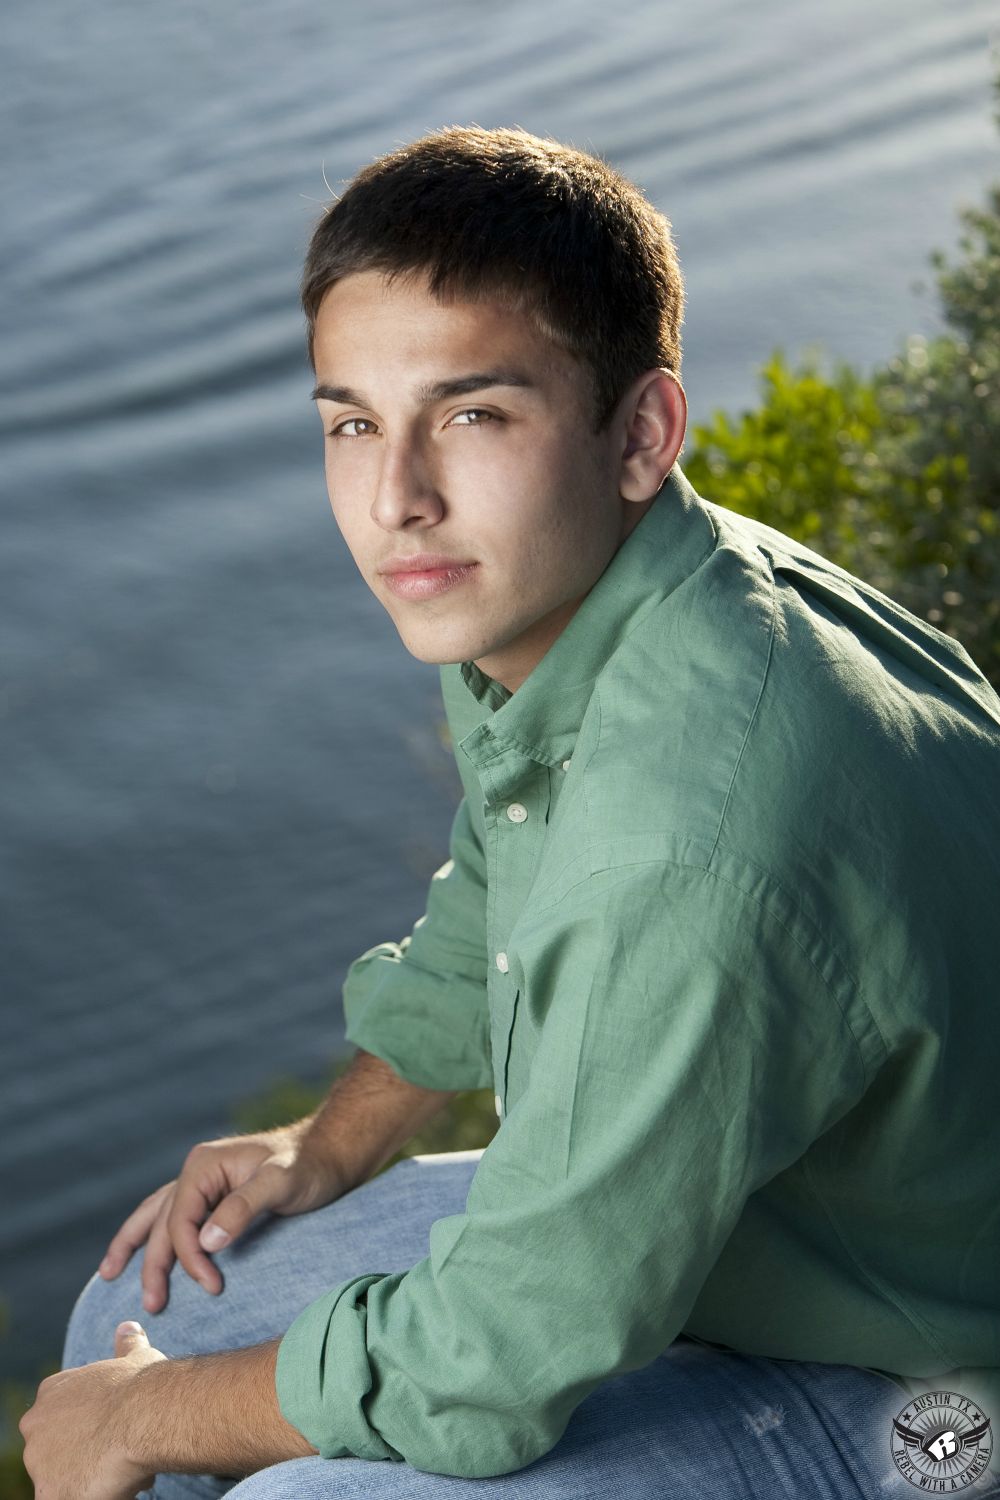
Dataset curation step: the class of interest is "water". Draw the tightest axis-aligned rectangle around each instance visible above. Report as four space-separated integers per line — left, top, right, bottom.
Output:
2 0 997 1383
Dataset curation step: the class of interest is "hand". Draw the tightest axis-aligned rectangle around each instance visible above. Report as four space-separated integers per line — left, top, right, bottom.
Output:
97 1122 349 1314
20 1321 164 1499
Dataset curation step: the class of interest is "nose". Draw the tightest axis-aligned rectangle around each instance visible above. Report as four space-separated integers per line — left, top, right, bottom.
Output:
370 427 443 529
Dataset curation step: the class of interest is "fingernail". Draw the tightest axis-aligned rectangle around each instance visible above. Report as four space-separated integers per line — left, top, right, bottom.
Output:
142 1291 157 1312
99 1258 113 1275
200 1225 230 1251
119 1320 144 1335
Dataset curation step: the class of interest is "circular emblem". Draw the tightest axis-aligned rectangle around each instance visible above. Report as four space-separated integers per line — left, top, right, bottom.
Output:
890 1390 993 1490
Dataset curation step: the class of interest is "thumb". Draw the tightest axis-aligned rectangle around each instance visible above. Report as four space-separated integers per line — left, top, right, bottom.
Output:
198 1163 283 1253
115 1320 149 1357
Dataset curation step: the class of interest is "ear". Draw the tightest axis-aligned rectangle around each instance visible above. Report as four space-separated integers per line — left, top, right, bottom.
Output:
617 370 687 501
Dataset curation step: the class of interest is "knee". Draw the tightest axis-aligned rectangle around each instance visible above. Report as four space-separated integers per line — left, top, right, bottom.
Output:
62 1246 237 1373
62 1257 148 1370
224 1458 328 1498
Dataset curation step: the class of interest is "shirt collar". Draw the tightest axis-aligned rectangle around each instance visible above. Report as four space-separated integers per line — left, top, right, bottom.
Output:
455 461 717 772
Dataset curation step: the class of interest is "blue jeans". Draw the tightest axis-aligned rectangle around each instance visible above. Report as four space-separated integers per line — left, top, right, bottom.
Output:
62 1150 978 1498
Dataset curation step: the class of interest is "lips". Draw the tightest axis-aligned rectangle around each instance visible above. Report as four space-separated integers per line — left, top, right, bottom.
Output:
380 554 475 575
381 562 479 598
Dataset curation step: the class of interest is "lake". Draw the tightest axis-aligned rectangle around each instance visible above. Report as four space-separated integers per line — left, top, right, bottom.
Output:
2 0 997 1382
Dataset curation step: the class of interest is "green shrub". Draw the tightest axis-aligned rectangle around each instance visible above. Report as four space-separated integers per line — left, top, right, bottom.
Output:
684 59 1000 691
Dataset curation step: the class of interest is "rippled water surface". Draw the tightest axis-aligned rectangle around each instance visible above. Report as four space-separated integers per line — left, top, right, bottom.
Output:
2 0 997 1380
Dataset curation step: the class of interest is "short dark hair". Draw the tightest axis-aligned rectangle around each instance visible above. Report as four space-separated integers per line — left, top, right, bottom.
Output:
300 124 685 433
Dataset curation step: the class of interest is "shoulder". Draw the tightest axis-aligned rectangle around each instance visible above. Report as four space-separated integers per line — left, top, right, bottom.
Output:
580 498 1000 891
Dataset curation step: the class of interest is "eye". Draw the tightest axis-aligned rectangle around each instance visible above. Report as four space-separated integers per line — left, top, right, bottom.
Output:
449 408 495 426
328 417 379 438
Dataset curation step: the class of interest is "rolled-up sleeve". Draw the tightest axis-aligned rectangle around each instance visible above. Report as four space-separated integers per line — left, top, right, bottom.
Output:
277 858 870 1477
341 791 493 1092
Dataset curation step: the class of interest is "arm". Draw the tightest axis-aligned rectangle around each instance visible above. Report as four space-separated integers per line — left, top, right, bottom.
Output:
341 663 493 1092
273 859 872 1478
291 1045 463 1194
340 791 493 1091
98 1047 461 1313
120 1338 316 1477
100 782 491 1309
27 1053 462 1498
20 1329 315 1496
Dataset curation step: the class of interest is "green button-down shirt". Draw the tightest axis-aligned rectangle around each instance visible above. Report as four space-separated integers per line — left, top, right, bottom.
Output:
276 462 1000 1479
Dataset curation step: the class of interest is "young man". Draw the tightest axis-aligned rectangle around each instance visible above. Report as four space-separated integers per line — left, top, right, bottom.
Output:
27 126 1000 1498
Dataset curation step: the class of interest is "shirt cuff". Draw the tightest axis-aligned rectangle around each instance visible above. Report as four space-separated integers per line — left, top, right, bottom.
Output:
275 1273 404 1462
343 940 492 1092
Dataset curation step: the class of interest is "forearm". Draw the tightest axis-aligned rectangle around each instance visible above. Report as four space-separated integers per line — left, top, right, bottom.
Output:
119 1340 317 1478
298 1046 460 1193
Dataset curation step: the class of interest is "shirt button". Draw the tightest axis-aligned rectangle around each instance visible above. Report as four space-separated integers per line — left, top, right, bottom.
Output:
561 759 572 771
495 951 509 972
494 1093 503 1119
506 803 528 823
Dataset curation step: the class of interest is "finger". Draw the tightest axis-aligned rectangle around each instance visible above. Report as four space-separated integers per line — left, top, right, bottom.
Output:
114 1321 149 1357
170 1165 282 1297
197 1160 287 1254
99 1182 175 1279
140 1200 179 1314
167 1167 232 1295
193 1158 293 1278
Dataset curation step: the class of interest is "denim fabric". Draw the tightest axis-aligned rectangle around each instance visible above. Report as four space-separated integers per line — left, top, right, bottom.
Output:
63 1151 995 1498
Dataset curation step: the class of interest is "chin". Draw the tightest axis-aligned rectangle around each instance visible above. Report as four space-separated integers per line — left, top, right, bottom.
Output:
403 644 467 666
394 625 480 667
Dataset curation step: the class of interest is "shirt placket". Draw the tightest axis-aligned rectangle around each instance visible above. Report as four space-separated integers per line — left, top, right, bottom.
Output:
478 748 550 1122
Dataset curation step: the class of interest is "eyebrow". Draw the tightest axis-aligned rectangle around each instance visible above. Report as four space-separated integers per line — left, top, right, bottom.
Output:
310 369 539 405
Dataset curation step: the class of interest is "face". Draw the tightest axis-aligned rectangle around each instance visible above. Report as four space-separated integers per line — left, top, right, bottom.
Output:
311 268 664 695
